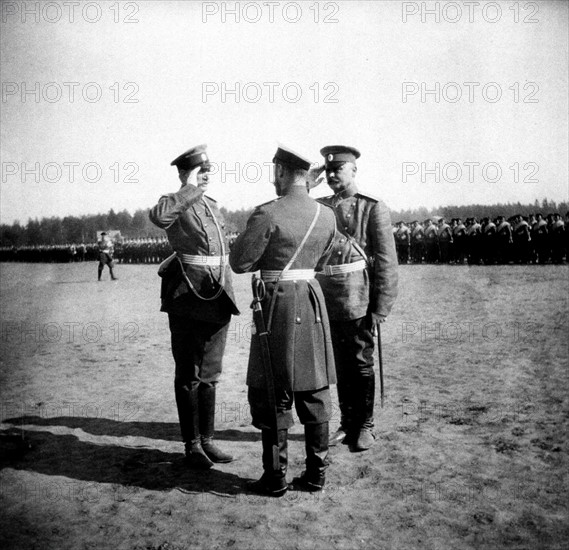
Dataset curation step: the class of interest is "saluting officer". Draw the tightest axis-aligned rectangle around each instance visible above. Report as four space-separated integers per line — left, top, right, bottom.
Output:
312 145 398 452
149 144 239 469
230 145 337 496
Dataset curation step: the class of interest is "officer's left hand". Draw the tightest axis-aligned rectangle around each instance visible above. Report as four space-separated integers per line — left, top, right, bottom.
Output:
370 313 386 336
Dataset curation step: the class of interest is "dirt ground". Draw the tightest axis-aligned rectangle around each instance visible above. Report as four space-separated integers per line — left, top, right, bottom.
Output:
0 261 567 550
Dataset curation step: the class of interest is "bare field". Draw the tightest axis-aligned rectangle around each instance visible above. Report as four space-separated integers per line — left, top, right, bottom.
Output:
0 262 568 550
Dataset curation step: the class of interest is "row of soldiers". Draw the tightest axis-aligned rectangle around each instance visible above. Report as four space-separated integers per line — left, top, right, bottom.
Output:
393 213 568 265
2 214 567 265
0 243 94 263
0 238 173 264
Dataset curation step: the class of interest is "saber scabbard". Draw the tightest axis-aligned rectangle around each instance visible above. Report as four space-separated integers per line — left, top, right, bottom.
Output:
251 275 280 470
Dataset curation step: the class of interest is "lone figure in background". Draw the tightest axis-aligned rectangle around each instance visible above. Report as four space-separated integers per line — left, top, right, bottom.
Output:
97 232 117 281
149 144 239 469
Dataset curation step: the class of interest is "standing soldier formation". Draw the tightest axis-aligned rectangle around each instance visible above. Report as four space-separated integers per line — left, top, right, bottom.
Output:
149 144 239 469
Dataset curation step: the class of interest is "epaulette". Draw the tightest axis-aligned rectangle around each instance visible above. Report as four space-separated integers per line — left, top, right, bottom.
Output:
355 191 380 202
255 197 281 209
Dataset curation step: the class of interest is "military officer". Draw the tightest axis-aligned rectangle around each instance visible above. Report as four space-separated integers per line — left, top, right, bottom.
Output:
149 144 239 469
312 145 398 452
97 232 118 281
230 145 337 496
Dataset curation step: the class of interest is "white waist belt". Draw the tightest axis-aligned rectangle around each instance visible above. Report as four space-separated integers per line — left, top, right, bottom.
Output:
319 259 367 276
178 253 227 266
261 269 316 282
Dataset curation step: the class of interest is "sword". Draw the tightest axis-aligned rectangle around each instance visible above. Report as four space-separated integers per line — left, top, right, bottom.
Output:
377 324 385 408
251 275 280 470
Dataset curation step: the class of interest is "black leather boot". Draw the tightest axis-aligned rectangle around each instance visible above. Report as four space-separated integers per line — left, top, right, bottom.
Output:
109 266 118 280
293 422 329 491
175 383 213 469
199 384 233 463
331 380 353 446
97 266 103 281
352 373 376 452
249 429 288 497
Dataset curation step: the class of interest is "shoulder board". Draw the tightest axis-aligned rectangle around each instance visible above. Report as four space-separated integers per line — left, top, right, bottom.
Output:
355 191 380 202
255 197 281 209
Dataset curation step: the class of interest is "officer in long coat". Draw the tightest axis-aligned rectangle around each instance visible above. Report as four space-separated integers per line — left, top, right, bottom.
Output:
230 145 337 496
312 145 398 452
149 144 239 469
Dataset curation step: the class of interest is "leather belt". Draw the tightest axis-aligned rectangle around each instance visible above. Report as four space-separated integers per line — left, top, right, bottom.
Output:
177 253 228 266
261 269 315 282
319 259 367 276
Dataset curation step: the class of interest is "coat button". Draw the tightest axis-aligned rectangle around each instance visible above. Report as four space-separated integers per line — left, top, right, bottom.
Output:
296 317 301 322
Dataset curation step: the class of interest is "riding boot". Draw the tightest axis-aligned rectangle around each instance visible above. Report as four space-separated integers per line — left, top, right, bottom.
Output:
174 383 213 469
199 384 233 463
249 429 288 496
352 373 376 452
109 266 118 280
293 422 329 491
97 265 103 281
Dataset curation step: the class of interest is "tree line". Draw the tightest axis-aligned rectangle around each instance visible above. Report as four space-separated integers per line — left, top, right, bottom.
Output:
1 199 567 247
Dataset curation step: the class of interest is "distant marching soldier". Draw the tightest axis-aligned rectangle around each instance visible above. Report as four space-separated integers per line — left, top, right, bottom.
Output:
97 232 118 281
149 144 239 469
481 217 497 264
437 218 453 264
424 218 438 263
513 215 531 264
532 213 548 264
395 221 410 264
496 215 513 264
551 213 566 264
313 145 398 452
453 218 467 264
230 145 337 496
465 217 482 265
410 220 424 263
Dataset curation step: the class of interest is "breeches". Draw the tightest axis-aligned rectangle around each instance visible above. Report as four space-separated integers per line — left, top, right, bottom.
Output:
248 386 331 430
168 314 229 389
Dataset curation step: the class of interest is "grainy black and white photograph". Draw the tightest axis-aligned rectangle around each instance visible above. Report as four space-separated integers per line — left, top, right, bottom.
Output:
1 1 568 549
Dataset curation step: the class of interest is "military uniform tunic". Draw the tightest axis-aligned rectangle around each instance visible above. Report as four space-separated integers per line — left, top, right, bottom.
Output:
316 189 398 321
149 184 239 323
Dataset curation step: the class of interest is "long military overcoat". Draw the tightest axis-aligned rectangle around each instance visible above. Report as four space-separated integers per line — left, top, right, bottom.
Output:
229 186 337 392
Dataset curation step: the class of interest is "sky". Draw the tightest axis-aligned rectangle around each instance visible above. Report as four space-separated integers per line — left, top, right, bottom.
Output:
1 0 568 225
